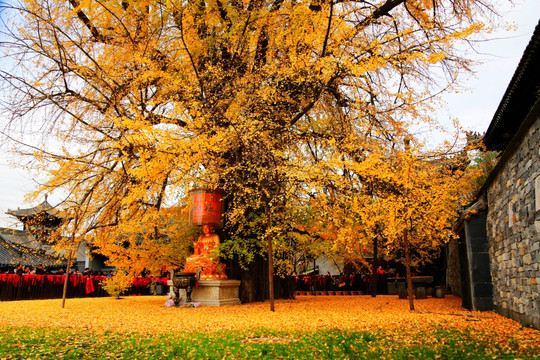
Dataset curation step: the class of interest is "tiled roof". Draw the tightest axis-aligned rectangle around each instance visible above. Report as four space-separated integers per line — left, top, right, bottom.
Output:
484 20 540 151
0 228 66 267
0 228 54 253
6 199 60 218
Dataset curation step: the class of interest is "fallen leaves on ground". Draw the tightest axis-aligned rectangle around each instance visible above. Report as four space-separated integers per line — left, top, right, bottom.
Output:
239 337 298 344
0 295 537 353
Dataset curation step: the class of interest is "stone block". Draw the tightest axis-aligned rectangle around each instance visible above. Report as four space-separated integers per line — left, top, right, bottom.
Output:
174 279 241 306
398 286 407 299
415 287 427 299
190 280 241 306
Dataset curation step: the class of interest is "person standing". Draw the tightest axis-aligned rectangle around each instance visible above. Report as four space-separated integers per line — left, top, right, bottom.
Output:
35 264 45 275
14 264 24 275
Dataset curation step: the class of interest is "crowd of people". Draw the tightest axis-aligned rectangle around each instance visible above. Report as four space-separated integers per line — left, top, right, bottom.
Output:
3 264 114 277
295 266 401 294
0 265 169 301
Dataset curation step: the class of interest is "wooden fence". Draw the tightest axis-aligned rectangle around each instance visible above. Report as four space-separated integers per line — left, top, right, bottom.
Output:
0 274 169 301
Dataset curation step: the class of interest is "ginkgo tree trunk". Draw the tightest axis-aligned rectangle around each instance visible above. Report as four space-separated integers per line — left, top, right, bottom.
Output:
0 0 498 302
403 137 415 310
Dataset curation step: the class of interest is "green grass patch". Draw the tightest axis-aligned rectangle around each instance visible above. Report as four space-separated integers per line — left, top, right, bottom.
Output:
0 326 536 359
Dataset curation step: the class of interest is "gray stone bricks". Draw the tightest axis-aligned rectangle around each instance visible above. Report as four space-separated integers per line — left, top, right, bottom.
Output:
487 115 540 329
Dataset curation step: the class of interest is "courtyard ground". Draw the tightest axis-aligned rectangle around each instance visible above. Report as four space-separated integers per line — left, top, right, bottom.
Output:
0 295 538 359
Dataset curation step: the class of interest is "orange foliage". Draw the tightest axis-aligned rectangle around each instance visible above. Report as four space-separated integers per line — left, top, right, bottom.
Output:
0 295 538 352
0 0 497 278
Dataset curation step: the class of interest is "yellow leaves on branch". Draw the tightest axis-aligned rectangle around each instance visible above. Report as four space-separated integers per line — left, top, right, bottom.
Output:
302 140 474 269
427 52 446 64
2 0 498 276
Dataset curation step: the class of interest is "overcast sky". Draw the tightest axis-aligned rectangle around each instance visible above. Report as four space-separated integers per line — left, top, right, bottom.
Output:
440 0 540 133
1 1 539 229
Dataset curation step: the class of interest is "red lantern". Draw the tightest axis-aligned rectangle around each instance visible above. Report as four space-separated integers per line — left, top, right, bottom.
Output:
189 189 223 227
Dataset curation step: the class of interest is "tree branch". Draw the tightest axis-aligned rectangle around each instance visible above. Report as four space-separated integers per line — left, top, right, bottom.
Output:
356 0 407 29
67 0 111 42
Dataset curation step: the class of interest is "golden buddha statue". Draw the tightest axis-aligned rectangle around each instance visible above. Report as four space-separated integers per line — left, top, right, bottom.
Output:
184 224 227 280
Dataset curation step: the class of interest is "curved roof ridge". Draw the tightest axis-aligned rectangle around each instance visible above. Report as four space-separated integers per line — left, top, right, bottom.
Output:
6 198 58 217
483 20 540 150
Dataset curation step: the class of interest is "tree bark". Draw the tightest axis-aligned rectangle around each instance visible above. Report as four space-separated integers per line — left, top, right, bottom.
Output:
61 250 72 309
371 236 378 297
266 206 275 311
226 253 294 303
404 228 415 311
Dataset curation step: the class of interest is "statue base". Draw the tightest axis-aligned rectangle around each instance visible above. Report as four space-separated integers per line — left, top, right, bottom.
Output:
168 279 241 306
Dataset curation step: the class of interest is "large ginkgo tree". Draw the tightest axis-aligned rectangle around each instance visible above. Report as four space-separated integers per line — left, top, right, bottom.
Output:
0 0 495 302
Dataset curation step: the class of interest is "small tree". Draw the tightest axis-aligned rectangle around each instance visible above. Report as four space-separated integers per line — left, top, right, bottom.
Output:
100 270 133 299
306 133 480 308
373 138 472 310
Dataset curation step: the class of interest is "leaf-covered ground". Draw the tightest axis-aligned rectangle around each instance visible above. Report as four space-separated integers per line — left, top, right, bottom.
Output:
0 295 538 359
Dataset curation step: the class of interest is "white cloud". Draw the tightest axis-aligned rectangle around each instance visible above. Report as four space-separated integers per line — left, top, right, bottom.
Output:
444 0 540 133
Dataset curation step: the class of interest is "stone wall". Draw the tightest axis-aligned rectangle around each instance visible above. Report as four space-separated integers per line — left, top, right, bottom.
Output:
445 236 462 297
464 211 493 311
486 115 540 329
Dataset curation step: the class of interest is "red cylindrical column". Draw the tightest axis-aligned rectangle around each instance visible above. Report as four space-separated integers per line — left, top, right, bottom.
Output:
189 189 223 227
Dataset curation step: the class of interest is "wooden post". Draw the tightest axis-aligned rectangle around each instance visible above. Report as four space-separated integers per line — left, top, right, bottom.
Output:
266 205 275 312
404 228 414 311
61 250 72 309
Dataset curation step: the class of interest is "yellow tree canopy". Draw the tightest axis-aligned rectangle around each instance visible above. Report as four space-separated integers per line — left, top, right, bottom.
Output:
302 135 491 274
0 0 494 274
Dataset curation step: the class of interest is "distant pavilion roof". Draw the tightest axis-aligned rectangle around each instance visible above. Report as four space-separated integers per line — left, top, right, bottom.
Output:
7 198 59 218
6 198 63 231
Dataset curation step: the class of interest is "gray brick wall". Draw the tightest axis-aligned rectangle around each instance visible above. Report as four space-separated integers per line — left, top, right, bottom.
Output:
486 115 540 329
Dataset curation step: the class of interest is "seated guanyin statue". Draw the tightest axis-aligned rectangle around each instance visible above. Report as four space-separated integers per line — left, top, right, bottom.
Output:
184 224 227 280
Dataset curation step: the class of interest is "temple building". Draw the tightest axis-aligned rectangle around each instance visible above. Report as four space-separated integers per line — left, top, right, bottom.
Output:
7 197 62 234
0 198 67 271
0 198 104 273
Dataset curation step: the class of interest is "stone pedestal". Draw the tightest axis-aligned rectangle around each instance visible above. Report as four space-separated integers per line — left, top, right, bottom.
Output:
398 285 407 299
168 279 241 306
415 286 427 299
